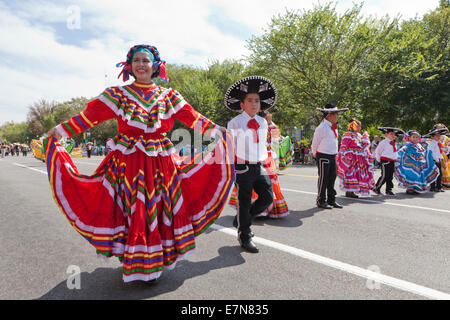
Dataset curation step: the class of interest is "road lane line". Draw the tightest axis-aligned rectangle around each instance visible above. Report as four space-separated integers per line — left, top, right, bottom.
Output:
13 162 47 174
210 224 450 300
281 187 450 214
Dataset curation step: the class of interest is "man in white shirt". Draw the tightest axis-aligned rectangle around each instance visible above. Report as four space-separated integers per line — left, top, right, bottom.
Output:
426 128 446 192
374 127 404 195
312 103 348 209
225 76 277 253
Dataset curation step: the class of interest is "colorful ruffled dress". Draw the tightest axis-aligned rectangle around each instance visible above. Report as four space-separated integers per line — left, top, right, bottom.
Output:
267 122 294 171
439 135 450 187
44 81 235 282
394 142 439 191
337 131 375 196
228 123 289 218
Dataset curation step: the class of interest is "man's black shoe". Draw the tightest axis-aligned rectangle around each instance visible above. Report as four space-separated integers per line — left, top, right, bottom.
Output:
317 202 332 209
328 202 343 209
373 189 382 195
239 238 259 253
385 191 395 196
345 192 359 198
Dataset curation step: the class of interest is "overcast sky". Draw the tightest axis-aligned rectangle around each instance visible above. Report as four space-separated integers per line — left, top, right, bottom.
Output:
0 0 440 125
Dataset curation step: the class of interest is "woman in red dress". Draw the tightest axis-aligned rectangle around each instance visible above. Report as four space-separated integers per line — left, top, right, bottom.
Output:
45 44 235 283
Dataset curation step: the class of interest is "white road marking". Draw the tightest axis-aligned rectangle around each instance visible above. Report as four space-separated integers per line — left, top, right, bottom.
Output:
281 187 450 214
12 161 450 299
211 224 450 300
13 162 47 174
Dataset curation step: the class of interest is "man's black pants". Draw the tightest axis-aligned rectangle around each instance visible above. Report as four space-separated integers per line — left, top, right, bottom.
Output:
430 161 442 190
375 160 395 192
235 163 273 242
315 152 337 205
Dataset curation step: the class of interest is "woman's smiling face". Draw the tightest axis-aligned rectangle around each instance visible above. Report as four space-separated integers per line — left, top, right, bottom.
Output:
131 51 153 83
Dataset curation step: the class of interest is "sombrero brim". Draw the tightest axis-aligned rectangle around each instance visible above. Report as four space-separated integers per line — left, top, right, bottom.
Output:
316 107 349 114
378 127 405 136
224 76 277 111
423 128 448 138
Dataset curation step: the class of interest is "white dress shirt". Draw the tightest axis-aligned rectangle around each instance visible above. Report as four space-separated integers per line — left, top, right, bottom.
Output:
427 139 443 162
311 119 338 156
375 138 398 162
227 112 268 162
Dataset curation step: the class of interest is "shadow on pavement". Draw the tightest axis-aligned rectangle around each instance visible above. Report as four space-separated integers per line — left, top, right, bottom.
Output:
334 190 437 205
36 245 245 300
217 208 323 229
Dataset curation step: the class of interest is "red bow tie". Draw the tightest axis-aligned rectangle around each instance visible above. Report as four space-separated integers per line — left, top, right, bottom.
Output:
247 119 260 143
390 140 397 152
331 124 338 138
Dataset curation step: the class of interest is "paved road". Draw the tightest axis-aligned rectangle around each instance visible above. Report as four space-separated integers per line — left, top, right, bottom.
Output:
1 154 449 300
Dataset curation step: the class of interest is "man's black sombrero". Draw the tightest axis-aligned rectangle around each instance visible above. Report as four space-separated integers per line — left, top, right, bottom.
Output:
378 127 405 136
224 76 277 111
316 103 349 114
422 128 448 138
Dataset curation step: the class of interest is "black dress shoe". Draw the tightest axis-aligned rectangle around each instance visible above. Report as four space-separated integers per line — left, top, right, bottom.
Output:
345 192 359 198
373 189 382 195
317 202 332 209
385 191 395 196
328 202 343 209
239 238 259 253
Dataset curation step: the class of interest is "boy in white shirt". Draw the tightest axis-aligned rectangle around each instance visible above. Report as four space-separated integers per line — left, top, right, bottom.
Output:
374 127 404 195
225 76 276 253
425 128 446 192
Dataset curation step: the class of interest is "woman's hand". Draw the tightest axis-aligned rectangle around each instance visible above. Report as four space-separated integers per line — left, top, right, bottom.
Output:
47 127 62 140
217 126 228 133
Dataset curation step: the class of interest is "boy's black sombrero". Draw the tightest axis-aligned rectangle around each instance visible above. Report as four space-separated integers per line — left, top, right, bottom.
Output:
224 76 277 111
378 127 405 136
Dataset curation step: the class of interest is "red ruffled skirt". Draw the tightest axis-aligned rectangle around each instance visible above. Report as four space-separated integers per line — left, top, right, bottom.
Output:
43 133 234 282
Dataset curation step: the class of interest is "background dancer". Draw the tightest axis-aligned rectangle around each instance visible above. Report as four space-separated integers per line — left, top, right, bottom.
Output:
394 130 439 194
337 119 375 198
374 127 404 196
311 103 349 209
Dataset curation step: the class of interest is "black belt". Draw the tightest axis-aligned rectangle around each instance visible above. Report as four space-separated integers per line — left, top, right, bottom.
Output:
316 152 336 158
235 161 263 165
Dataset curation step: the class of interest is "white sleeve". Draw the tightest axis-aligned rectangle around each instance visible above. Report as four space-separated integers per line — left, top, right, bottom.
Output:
375 141 384 162
311 126 322 156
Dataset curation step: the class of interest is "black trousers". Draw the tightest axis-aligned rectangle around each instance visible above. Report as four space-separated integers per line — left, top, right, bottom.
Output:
375 160 395 192
316 152 337 205
235 163 273 241
430 161 442 190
